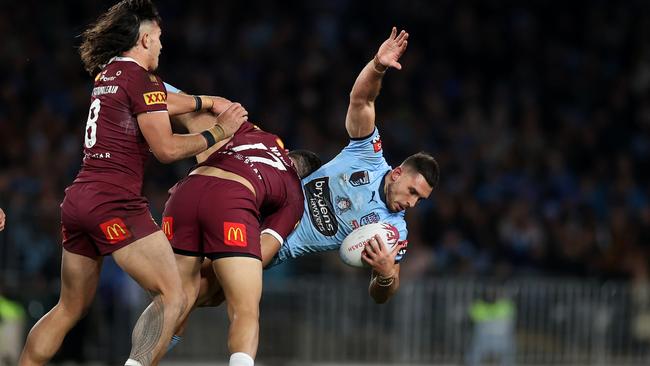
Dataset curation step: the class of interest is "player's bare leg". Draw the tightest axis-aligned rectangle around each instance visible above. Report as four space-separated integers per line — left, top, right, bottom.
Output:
19 249 102 366
174 234 278 340
196 258 223 305
197 233 278 307
113 231 187 366
168 254 203 345
212 256 263 365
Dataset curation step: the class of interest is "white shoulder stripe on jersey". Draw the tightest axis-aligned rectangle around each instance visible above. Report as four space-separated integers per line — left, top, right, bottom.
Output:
261 228 284 246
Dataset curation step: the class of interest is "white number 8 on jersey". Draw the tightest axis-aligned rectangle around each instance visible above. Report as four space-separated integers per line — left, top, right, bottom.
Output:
84 98 101 148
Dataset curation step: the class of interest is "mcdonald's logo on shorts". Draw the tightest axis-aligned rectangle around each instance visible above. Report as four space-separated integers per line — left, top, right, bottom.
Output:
143 91 166 105
162 216 173 240
224 222 247 247
99 218 132 244
61 225 69 242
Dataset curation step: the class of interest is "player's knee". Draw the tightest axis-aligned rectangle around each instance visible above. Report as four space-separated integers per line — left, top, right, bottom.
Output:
232 304 259 321
156 286 187 322
56 301 90 323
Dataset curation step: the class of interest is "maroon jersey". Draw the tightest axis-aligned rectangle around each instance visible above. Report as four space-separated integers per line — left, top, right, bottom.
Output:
197 122 304 241
73 57 167 195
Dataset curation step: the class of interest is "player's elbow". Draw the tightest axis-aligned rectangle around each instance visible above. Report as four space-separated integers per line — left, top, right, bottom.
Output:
151 143 180 164
152 151 174 164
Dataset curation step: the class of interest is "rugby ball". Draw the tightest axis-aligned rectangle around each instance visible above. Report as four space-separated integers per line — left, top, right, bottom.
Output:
339 222 400 268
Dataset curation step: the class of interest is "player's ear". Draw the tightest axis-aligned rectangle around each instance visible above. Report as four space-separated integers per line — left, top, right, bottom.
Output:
390 166 402 181
141 31 150 49
139 22 153 49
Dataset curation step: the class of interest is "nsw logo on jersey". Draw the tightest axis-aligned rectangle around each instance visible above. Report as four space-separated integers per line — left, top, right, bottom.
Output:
349 170 370 186
304 177 338 236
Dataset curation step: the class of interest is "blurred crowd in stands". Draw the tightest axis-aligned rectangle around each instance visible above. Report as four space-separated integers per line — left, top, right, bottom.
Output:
2 0 650 319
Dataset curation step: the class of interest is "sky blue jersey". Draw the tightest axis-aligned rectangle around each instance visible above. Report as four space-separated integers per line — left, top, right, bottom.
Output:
270 127 408 266
163 82 182 94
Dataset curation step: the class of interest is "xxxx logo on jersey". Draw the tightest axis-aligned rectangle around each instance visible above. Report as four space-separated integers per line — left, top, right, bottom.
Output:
143 92 166 105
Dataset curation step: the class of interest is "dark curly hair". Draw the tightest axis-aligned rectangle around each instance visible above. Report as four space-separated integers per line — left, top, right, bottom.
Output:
79 0 161 75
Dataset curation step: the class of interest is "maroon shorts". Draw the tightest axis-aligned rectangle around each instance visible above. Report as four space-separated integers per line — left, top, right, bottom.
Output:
60 182 160 258
162 175 261 260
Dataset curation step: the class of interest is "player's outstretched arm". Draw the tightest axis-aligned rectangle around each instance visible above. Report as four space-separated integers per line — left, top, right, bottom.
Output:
138 103 248 163
345 27 408 138
363 235 404 303
167 92 211 116
167 91 233 116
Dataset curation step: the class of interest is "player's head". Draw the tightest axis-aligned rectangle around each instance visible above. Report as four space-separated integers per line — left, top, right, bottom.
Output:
79 0 162 75
288 149 322 179
385 152 438 212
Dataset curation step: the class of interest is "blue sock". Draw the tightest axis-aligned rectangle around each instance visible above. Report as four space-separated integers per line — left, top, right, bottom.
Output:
167 335 183 352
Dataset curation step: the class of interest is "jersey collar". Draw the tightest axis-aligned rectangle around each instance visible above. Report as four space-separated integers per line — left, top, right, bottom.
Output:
378 170 390 207
104 56 145 69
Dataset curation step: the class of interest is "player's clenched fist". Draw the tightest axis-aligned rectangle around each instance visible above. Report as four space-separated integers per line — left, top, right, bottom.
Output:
215 102 248 138
362 235 401 278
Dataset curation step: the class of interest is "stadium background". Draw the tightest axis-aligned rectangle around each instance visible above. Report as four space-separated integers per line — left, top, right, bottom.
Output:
1 0 650 364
